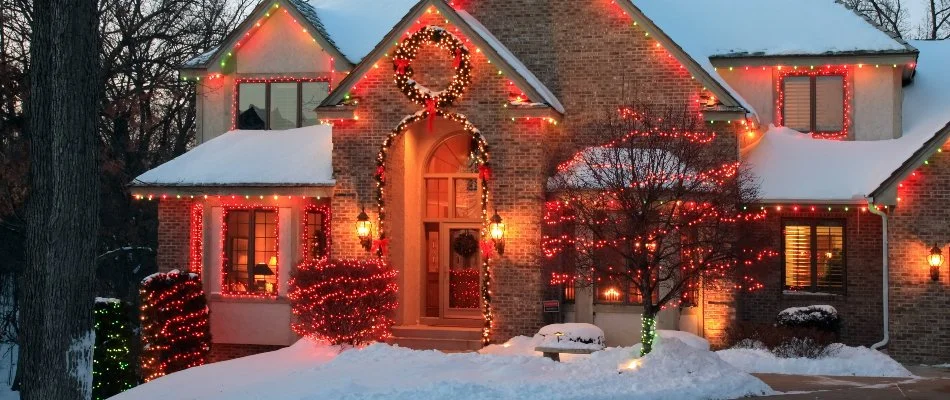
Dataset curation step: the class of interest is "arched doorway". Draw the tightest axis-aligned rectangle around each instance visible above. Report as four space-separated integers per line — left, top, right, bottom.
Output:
421 134 483 320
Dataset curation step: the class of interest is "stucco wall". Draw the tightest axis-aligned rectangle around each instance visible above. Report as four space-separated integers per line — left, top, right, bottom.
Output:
718 65 901 140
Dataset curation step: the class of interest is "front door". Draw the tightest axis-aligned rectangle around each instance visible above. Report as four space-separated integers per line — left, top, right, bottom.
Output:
440 224 482 319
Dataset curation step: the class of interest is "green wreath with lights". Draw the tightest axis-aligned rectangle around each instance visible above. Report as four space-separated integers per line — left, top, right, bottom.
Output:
393 25 472 108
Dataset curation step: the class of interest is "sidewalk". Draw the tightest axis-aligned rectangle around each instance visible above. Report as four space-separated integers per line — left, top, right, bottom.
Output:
755 366 950 399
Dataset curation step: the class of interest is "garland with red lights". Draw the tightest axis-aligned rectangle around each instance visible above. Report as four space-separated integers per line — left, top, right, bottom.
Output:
775 65 852 141
374 110 495 343
289 258 398 346
393 25 472 109
189 202 203 275
220 205 280 298
139 270 211 382
302 204 331 263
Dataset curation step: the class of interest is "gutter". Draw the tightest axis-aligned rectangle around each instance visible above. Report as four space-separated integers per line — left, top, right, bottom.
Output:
866 197 889 350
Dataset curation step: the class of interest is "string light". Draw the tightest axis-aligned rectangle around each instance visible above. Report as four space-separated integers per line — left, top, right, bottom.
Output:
189 202 203 275
93 299 135 399
139 270 211 382
219 204 280 299
393 25 472 109
775 65 852 141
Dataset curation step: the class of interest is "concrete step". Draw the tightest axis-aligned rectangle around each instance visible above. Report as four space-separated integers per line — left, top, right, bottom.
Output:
391 325 483 341
419 317 483 329
386 336 483 352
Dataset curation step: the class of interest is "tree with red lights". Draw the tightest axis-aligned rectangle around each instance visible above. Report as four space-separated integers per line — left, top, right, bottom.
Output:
139 270 211 382
290 259 398 347
544 104 770 355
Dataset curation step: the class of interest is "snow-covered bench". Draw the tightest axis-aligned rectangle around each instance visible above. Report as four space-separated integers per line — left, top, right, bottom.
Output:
533 323 606 361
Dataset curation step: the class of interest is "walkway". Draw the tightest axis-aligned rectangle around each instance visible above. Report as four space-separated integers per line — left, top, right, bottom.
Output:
756 366 950 399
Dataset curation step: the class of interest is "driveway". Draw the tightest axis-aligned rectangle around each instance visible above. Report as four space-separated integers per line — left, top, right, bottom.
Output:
755 366 950 399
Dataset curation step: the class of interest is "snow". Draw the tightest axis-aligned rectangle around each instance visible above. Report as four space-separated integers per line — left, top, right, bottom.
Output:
115 335 772 400
182 47 218 68
68 330 95 400
745 40 950 201
778 305 838 321
658 330 709 351
537 323 606 350
133 125 334 188
303 0 420 63
0 345 17 400
456 11 565 114
717 344 913 377
94 297 121 304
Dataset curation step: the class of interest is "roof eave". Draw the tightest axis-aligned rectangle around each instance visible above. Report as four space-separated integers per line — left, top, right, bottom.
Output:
868 120 950 204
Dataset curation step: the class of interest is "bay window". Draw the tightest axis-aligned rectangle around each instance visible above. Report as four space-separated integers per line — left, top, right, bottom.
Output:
783 220 846 293
223 208 278 295
236 79 329 130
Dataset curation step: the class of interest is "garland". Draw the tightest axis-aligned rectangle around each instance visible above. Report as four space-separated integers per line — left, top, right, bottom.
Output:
374 110 494 344
452 231 479 258
393 26 472 109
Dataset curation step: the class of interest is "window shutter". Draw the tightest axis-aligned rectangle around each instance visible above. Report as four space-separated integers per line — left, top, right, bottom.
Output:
784 225 812 289
269 83 298 130
301 82 330 127
815 76 845 132
783 77 812 132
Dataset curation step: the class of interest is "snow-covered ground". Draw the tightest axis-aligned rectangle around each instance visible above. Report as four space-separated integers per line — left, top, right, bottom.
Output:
717 345 913 377
111 333 771 400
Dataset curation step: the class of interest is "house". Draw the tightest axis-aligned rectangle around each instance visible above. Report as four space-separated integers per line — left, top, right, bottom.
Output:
132 0 950 364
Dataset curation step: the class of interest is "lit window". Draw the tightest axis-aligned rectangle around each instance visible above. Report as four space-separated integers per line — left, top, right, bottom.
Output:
782 75 845 133
784 220 845 293
236 80 329 130
224 209 278 295
303 206 330 262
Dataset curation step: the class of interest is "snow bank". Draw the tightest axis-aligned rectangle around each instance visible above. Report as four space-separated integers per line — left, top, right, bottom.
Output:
717 345 913 377
658 330 709 351
116 335 771 400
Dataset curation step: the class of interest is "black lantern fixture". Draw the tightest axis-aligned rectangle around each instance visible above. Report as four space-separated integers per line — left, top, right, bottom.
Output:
488 210 506 256
356 208 373 251
928 244 944 281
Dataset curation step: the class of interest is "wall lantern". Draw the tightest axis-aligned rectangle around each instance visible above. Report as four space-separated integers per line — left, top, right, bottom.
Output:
489 211 506 255
928 244 944 281
356 208 373 251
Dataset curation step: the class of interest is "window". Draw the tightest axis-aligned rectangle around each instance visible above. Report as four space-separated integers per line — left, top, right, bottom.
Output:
223 208 278 295
593 246 658 305
236 80 330 130
781 75 845 133
303 205 330 262
423 135 480 220
783 220 845 293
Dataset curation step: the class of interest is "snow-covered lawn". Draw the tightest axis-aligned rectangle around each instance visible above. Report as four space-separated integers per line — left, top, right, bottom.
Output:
717 345 913 377
111 334 772 400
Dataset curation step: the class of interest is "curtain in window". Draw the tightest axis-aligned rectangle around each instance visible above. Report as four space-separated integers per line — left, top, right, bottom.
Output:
783 77 812 132
784 225 811 289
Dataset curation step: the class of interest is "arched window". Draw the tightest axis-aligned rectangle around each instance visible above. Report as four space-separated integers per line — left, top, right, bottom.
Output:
423 134 480 220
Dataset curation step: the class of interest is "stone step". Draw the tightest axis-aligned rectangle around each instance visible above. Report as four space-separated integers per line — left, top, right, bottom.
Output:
386 336 483 352
391 325 483 341
419 317 484 329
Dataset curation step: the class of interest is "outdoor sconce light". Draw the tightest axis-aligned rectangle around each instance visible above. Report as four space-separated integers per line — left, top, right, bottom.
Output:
489 211 506 255
928 244 944 281
356 208 373 251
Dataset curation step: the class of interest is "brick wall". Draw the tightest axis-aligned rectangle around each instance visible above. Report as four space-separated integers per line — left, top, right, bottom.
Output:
208 343 285 363
328 4 742 342
157 199 193 273
888 142 950 364
725 210 885 348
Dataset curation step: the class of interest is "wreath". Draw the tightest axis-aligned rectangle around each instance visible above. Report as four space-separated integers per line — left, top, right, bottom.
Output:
393 26 472 109
452 232 479 258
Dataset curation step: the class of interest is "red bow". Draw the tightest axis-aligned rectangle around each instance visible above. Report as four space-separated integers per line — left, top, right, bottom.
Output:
394 58 410 75
453 48 463 69
371 238 391 257
375 166 385 182
425 98 438 131
480 240 496 260
478 164 493 182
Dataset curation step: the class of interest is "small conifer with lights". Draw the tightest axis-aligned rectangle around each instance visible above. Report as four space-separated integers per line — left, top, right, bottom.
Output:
92 298 137 399
289 258 398 346
139 269 211 382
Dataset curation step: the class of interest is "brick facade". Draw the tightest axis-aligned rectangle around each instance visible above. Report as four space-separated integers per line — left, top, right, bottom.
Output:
157 199 193 273
887 142 950 364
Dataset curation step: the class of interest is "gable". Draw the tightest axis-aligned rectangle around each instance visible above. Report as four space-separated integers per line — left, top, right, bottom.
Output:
233 8 333 74
320 0 563 115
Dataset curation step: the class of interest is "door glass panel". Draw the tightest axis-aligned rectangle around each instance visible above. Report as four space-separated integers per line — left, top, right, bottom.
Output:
454 178 480 218
425 178 449 218
424 223 440 317
448 229 480 310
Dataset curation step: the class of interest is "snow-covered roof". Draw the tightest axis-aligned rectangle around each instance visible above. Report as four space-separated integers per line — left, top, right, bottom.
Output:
183 47 219 69
301 0 420 63
745 40 950 202
632 0 915 118
456 11 564 114
133 125 335 187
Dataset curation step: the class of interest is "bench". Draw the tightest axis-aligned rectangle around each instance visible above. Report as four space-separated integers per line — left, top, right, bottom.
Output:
534 346 599 362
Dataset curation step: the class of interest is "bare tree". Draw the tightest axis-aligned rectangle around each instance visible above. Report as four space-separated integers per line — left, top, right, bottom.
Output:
843 0 911 38
544 105 771 355
20 0 101 399
919 0 950 39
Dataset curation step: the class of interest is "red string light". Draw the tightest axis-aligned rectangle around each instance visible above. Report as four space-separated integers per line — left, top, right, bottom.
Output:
219 204 280 299
775 65 852 141
139 270 211 382
189 202 203 275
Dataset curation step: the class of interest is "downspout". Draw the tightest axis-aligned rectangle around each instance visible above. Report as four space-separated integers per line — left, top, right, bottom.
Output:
866 197 889 350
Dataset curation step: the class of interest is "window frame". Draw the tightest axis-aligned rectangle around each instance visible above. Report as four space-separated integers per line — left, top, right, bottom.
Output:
234 78 330 130
776 67 851 140
302 204 331 263
781 219 847 294
221 206 280 298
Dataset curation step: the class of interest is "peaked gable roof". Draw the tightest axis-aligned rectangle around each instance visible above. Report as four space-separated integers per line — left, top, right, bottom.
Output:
321 0 563 114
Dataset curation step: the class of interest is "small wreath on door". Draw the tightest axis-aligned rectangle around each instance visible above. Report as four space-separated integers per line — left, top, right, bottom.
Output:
452 232 479 258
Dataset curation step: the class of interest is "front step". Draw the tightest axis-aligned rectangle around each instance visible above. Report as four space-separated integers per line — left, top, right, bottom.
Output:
387 325 483 352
